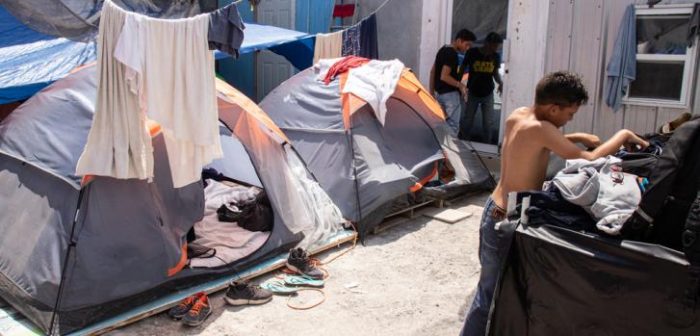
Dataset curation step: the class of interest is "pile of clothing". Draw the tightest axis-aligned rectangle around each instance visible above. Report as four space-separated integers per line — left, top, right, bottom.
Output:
187 179 273 268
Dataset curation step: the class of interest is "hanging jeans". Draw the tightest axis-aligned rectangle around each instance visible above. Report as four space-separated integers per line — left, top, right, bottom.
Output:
461 93 496 143
436 91 462 136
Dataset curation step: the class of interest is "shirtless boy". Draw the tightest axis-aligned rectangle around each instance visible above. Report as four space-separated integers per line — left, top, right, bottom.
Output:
460 71 649 336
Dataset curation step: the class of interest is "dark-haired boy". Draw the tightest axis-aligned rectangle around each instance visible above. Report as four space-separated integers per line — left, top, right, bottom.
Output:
430 29 477 135
460 71 648 336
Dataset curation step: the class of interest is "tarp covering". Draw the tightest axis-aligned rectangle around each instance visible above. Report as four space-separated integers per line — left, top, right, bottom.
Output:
0 6 96 104
0 3 313 104
490 223 700 335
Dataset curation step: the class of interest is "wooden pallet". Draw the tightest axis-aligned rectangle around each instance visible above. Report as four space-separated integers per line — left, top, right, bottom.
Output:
0 300 41 336
0 230 356 336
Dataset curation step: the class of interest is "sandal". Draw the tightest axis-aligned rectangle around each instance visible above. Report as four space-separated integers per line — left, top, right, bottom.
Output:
260 279 298 295
283 275 325 288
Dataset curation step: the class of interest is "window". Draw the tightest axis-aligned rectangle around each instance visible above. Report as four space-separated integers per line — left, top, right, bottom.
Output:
625 5 698 108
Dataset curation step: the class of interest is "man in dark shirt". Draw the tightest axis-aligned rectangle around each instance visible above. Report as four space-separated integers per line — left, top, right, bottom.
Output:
460 32 504 143
430 29 477 135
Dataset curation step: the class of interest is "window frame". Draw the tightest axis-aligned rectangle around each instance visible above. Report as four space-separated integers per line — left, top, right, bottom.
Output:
624 5 698 109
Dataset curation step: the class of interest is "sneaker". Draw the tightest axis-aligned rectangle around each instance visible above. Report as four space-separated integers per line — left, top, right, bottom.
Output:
167 292 204 320
182 294 212 327
286 248 324 280
224 281 273 305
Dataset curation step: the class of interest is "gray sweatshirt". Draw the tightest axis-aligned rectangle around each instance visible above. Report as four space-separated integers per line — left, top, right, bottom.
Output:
551 156 641 235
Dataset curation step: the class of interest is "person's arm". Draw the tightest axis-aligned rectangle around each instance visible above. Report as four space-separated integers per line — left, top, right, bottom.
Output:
537 123 648 161
440 65 466 95
494 55 503 94
566 132 601 149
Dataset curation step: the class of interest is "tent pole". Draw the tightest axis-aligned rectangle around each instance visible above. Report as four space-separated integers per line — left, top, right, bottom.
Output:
346 128 364 241
48 187 87 336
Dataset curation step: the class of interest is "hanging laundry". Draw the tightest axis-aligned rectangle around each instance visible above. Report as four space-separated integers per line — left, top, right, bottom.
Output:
605 4 636 112
208 2 245 58
358 14 378 59
77 0 223 188
341 24 361 57
313 30 343 64
342 59 404 125
688 4 700 47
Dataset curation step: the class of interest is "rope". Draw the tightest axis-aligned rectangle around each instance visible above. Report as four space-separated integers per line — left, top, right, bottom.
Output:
342 0 393 30
286 288 326 310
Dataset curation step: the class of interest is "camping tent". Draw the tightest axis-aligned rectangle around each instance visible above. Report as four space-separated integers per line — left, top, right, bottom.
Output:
0 65 344 334
260 64 493 238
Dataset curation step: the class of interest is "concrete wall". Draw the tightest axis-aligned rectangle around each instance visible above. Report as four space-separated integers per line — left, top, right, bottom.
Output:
355 0 423 75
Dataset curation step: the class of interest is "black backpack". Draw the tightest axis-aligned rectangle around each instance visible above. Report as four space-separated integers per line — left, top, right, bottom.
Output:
621 116 700 309
622 116 700 259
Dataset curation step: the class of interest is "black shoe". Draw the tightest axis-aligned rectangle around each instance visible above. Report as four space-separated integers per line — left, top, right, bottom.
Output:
182 294 212 327
167 292 204 320
286 248 324 280
224 281 273 306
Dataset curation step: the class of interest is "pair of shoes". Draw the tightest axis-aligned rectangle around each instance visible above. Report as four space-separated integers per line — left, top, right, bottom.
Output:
167 292 212 327
286 248 324 280
225 281 273 306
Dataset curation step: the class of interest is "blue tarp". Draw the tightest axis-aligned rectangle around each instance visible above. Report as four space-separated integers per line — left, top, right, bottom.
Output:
0 6 314 104
0 7 96 103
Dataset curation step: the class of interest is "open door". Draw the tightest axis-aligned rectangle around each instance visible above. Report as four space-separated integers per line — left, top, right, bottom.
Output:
450 0 508 155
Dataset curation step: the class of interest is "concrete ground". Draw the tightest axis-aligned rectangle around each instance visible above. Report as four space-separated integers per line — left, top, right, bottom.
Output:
112 192 488 336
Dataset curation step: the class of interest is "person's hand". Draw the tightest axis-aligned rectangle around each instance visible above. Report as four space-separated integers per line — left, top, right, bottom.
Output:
623 130 649 151
578 133 601 149
458 83 467 97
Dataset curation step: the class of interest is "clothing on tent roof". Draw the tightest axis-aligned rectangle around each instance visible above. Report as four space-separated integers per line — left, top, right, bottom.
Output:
551 156 641 235
77 0 222 188
313 31 343 64
358 14 378 59
341 24 361 57
605 4 636 112
342 59 404 125
208 2 245 58
688 4 700 47
322 56 370 85
190 180 270 268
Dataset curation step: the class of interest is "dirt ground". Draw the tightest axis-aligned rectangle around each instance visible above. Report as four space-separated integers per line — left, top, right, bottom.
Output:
112 192 488 336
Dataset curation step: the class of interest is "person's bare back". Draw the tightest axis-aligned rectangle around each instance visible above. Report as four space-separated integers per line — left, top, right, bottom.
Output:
490 74 649 211
491 107 550 209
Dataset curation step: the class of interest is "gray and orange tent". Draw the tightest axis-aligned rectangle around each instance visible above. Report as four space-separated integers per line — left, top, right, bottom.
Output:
260 61 493 238
0 64 344 334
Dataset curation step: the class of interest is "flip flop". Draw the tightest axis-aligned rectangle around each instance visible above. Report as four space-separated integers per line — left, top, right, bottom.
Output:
260 279 298 295
283 275 325 288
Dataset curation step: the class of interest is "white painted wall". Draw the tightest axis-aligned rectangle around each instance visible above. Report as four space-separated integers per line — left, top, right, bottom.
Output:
500 0 550 120
417 0 453 88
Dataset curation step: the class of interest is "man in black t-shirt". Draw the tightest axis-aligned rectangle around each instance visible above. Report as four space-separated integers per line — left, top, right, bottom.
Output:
460 32 504 143
429 29 476 135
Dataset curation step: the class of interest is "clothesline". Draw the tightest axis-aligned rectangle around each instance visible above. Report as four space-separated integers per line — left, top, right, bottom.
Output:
342 0 392 31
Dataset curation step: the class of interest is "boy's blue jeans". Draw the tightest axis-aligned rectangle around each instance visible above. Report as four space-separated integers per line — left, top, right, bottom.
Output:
461 197 509 336
436 91 463 136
